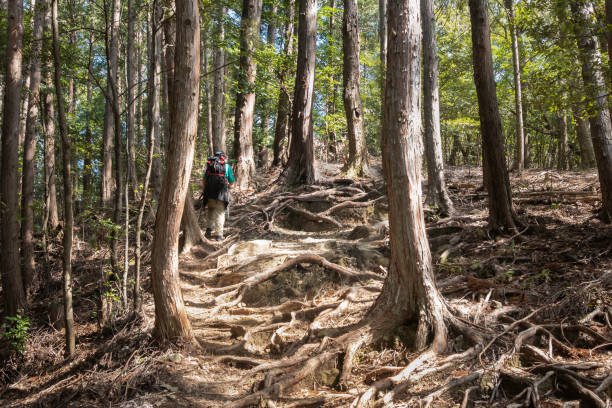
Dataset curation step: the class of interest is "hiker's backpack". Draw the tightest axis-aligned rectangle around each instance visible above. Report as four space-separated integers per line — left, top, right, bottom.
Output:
203 155 229 204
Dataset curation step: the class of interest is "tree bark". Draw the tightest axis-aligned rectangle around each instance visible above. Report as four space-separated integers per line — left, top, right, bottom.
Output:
101 0 120 207
136 0 162 314
286 0 317 185
150 6 164 203
43 68 59 232
606 0 612 79
570 0 612 221
557 113 569 170
367 0 449 353
574 110 596 168
469 0 520 233
212 6 227 153
21 0 47 294
272 0 296 167
505 0 525 173
83 29 94 204
51 0 75 356
1 0 27 316
151 0 199 342
203 46 214 155
233 0 263 190
421 0 453 215
127 0 139 197
342 0 368 176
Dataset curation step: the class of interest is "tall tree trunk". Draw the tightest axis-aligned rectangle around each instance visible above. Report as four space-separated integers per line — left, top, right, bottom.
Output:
1 0 27 316
83 29 94 204
259 3 278 140
272 0 296 167
233 0 263 190
136 0 162 313
51 0 75 356
127 0 139 198
606 0 612 79
325 0 337 157
212 6 226 153
365 0 450 354
286 0 317 185
574 110 596 168
505 0 525 173
469 0 520 233
378 0 387 171
43 69 59 231
421 0 453 215
570 0 612 221
152 0 199 342
150 6 164 203
342 0 368 176
161 9 203 249
102 0 121 207
557 113 569 170
202 36 214 155
21 0 47 294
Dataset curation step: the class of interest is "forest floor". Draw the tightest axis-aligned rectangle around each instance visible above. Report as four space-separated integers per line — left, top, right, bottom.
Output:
1 163 611 408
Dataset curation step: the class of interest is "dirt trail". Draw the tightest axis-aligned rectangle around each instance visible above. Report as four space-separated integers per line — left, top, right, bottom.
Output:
147 166 611 408
2 165 610 408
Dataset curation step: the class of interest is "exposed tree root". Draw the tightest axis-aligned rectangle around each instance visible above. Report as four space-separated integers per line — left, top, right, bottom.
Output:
285 205 344 228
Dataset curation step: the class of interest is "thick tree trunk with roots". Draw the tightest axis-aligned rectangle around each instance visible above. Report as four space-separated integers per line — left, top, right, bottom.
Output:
570 0 612 222
272 0 295 167
52 0 75 355
21 0 46 294
286 0 317 185
421 0 453 215
469 0 520 233
151 0 198 342
233 0 262 191
365 0 449 353
1 0 27 317
212 6 227 153
342 0 368 177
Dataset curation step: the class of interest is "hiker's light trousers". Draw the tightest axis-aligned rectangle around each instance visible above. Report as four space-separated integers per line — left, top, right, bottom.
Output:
206 198 226 237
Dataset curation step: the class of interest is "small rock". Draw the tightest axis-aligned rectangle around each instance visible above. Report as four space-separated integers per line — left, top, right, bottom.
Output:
168 353 182 363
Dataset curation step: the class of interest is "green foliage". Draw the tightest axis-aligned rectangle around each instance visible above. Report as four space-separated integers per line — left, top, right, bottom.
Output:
2 312 30 355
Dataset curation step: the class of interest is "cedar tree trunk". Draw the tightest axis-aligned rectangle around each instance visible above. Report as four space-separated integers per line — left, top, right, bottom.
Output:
151 0 199 342
421 0 453 214
469 0 520 233
52 0 75 355
233 0 263 190
21 0 47 293
212 6 227 153
286 0 317 185
1 0 27 316
272 0 296 167
342 0 368 176
570 0 612 221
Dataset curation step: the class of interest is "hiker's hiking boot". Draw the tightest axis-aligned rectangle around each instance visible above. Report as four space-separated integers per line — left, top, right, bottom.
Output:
205 228 212 238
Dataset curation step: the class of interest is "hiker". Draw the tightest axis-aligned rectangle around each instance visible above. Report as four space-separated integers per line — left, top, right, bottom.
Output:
202 151 235 241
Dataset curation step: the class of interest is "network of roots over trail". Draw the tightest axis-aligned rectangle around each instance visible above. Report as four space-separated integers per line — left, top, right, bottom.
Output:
179 171 612 408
